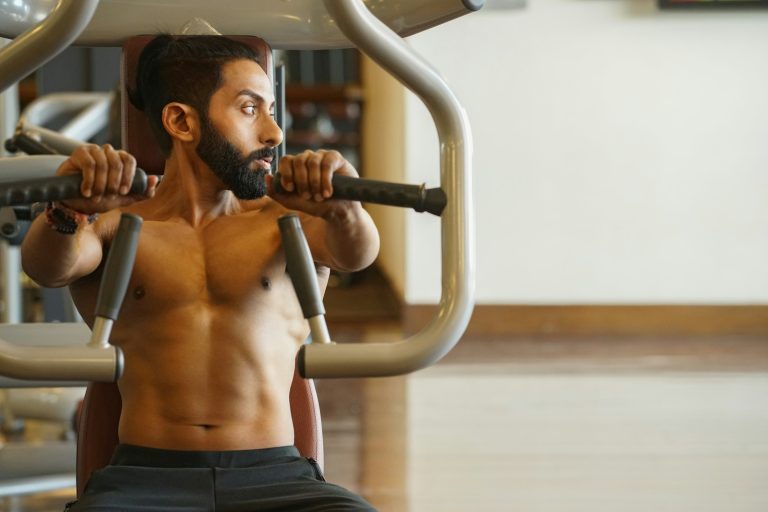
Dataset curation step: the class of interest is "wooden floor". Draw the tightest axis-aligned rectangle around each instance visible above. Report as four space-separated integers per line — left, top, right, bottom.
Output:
4 330 768 512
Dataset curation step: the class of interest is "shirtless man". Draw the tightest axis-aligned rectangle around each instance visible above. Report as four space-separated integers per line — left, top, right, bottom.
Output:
21 35 379 511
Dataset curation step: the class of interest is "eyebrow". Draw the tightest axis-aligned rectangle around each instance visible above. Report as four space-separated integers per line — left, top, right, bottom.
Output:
237 89 275 110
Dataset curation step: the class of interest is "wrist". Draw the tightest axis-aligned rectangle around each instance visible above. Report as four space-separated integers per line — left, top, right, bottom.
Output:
44 201 98 235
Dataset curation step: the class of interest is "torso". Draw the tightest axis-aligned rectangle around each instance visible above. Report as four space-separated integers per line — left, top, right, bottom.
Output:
70 197 328 451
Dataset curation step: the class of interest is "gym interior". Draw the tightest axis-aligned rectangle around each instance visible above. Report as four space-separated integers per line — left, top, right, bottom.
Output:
1 0 767 511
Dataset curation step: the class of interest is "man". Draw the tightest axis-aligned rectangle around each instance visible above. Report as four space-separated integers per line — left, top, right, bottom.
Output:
21 35 379 511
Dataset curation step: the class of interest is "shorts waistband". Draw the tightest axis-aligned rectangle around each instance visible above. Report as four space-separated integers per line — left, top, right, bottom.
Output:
110 444 300 468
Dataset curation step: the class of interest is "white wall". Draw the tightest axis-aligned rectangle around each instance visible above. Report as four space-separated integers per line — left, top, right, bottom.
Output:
403 0 768 305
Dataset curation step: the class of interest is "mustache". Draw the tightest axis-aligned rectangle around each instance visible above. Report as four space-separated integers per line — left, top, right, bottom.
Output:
243 147 276 165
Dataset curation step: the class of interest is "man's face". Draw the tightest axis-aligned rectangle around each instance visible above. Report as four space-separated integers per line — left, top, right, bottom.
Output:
196 115 272 199
196 59 283 199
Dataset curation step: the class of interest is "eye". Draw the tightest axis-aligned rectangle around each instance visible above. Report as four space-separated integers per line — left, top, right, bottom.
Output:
242 105 256 115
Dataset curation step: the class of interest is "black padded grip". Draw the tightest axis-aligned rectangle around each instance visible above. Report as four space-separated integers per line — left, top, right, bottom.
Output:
8 132 57 155
0 169 148 207
278 214 325 319
273 173 447 216
95 213 143 320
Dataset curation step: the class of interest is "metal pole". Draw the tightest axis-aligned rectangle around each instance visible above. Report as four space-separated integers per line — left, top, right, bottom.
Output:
0 241 21 323
297 0 476 378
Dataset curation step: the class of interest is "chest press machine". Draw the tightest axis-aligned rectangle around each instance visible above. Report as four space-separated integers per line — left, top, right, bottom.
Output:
0 0 477 500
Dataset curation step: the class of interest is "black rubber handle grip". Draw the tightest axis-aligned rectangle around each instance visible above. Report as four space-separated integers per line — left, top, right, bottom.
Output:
95 213 143 320
272 172 447 217
0 169 148 207
278 213 325 319
6 132 58 155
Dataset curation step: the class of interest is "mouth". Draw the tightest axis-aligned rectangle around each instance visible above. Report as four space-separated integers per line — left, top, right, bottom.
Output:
252 156 273 171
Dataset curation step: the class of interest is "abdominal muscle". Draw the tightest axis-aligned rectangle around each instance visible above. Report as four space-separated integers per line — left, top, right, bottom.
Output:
111 304 305 451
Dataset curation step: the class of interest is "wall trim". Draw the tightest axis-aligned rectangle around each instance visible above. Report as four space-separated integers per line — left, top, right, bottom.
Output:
403 305 768 337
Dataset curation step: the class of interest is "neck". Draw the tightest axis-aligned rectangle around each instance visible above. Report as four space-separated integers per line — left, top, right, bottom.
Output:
153 150 242 227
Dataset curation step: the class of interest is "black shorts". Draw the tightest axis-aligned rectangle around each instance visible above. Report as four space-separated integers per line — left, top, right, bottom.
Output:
65 444 376 511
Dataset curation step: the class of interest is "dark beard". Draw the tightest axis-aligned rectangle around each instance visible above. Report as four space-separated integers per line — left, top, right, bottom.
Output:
195 116 273 200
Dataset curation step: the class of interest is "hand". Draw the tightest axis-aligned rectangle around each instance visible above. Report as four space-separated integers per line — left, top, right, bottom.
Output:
267 149 360 217
54 144 159 214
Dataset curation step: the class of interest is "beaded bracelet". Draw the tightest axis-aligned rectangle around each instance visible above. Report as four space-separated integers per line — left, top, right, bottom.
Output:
44 201 98 235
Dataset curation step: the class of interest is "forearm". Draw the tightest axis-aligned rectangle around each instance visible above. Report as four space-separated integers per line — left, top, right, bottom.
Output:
322 204 380 272
21 215 101 288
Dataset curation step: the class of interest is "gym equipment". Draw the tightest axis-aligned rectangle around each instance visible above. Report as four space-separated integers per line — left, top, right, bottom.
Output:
273 172 448 216
0 0 476 381
0 0 478 499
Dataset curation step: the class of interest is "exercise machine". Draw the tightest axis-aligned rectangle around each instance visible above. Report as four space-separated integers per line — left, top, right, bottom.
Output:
0 0 477 500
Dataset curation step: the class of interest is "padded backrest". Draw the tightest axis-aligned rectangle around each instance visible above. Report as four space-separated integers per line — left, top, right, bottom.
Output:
76 35 322 497
121 34 274 173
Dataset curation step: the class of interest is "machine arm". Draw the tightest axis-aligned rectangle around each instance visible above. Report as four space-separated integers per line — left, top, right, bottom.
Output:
290 0 475 378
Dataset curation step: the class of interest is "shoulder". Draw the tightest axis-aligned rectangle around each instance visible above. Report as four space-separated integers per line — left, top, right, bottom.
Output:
238 197 315 226
91 209 124 245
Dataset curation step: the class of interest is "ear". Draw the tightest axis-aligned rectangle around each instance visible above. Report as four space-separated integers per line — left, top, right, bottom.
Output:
161 102 198 144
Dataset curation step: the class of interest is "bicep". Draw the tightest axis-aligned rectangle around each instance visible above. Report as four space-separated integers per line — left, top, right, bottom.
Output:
300 215 335 269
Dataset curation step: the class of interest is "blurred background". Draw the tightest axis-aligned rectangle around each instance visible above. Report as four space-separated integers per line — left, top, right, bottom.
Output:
2 0 768 510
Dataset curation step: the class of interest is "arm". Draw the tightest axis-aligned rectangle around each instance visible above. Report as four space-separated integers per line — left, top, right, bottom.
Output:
21 211 104 288
268 149 380 272
21 144 158 287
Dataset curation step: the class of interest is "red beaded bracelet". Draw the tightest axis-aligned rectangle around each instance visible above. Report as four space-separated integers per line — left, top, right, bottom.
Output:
44 202 98 235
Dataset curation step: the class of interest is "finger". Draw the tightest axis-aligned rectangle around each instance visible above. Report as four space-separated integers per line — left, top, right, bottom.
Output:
320 151 343 199
71 146 97 198
118 151 136 195
146 175 160 198
292 152 311 199
89 146 109 200
307 152 324 201
103 144 124 197
278 156 295 192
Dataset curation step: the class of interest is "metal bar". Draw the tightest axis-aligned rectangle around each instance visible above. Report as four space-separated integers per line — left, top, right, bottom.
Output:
308 316 332 345
274 63 286 164
0 0 101 93
58 92 113 140
0 338 121 383
88 317 113 349
0 155 67 182
0 241 21 323
0 39 19 158
298 0 475 378
0 474 75 498
15 126 84 156
0 377 86 387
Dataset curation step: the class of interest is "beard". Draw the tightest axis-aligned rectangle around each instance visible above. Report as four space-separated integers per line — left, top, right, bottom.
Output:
195 116 274 200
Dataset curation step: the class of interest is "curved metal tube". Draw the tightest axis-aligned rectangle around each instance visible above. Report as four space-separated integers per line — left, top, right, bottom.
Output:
0 338 122 382
20 92 114 141
0 155 66 182
0 0 481 48
299 0 476 378
0 0 100 93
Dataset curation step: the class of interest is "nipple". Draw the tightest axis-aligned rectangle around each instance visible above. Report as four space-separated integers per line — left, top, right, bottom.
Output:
133 286 146 300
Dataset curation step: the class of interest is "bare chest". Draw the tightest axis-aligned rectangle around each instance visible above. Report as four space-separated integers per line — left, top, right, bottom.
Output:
126 216 289 308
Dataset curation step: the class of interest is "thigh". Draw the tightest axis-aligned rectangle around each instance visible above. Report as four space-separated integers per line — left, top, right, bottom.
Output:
65 466 214 512
216 457 377 512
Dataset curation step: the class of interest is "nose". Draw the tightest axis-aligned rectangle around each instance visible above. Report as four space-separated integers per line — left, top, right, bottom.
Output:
259 113 283 148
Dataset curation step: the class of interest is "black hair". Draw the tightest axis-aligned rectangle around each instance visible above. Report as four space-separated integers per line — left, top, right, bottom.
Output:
128 35 261 155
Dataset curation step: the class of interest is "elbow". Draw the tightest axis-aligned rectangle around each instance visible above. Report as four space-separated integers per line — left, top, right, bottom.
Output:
333 232 380 273
21 260 71 289
21 245 74 289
